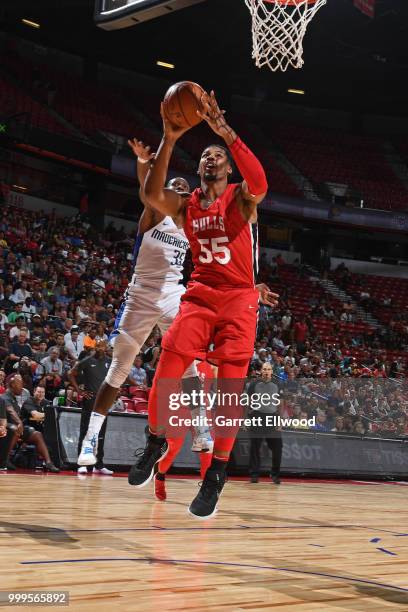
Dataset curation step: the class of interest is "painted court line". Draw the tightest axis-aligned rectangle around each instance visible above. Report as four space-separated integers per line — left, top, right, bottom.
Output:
20 557 408 594
2 524 407 536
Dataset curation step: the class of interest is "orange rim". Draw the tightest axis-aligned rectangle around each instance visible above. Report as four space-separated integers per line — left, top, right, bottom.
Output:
264 0 318 5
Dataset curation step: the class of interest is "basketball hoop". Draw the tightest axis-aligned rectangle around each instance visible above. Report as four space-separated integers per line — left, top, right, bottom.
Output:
244 0 327 72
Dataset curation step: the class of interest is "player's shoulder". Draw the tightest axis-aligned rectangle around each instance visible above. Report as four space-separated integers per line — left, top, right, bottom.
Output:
221 183 242 209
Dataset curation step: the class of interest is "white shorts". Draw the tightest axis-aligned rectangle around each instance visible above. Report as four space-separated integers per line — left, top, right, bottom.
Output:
105 281 197 388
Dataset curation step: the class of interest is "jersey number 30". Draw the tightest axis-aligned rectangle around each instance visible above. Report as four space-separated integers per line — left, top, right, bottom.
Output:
198 237 231 265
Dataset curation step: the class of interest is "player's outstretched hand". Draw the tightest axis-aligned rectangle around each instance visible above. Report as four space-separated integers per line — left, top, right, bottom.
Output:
128 138 155 162
197 90 234 143
160 102 190 143
256 283 279 308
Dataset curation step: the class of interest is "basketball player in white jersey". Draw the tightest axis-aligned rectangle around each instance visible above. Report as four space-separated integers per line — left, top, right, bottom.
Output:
78 138 211 466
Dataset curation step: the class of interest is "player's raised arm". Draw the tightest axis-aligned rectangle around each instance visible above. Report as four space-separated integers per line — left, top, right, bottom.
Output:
128 138 155 205
144 103 190 218
197 91 268 206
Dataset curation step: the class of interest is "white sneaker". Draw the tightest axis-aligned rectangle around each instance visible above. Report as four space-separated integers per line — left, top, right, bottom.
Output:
93 467 113 475
77 466 88 474
78 435 98 466
191 433 214 453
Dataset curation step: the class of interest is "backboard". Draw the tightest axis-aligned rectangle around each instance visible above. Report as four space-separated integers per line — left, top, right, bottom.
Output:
94 0 206 30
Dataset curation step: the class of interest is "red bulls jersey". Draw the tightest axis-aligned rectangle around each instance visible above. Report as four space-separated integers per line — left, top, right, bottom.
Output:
184 183 258 289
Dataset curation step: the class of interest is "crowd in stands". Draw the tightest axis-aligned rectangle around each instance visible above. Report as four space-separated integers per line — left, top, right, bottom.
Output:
0 202 407 472
249 256 408 437
0 203 155 470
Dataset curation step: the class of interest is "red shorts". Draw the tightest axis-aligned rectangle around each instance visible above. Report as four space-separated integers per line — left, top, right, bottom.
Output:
162 282 259 364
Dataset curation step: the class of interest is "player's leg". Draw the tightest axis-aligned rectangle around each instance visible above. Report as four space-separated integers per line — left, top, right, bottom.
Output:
128 349 193 487
154 435 185 501
155 412 212 499
199 449 212 479
189 359 249 519
77 398 95 471
93 417 112 475
128 288 215 488
182 368 213 453
78 290 159 466
158 290 213 453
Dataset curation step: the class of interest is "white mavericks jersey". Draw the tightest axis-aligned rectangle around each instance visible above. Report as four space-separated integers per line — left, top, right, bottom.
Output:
132 216 189 285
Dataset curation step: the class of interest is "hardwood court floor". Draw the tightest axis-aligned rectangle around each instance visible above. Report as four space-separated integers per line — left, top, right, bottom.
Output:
0 473 407 611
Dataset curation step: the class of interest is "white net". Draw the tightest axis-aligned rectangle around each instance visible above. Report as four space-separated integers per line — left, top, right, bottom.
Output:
244 0 327 72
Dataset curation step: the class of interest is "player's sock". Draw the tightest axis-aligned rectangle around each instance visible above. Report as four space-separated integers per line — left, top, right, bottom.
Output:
78 412 106 466
213 438 236 462
199 451 212 479
191 405 213 452
154 472 167 501
157 437 184 474
87 412 106 438
210 458 228 472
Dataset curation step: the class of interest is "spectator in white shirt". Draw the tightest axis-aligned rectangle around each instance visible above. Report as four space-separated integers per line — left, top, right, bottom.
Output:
11 281 31 304
9 318 30 341
64 328 84 361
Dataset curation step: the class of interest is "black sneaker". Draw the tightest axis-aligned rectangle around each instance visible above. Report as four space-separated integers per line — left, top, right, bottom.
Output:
250 476 258 483
128 434 168 487
271 474 281 485
188 468 226 519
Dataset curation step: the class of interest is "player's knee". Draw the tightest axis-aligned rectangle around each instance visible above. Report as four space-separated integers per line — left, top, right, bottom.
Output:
105 361 131 389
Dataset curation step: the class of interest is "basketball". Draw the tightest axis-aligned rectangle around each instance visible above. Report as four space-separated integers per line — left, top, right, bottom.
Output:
163 81 205 129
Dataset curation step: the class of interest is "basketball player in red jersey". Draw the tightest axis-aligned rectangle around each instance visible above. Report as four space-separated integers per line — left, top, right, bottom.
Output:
128 90 271 518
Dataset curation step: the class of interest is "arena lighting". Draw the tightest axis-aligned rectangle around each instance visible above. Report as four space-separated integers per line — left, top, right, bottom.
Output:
11 184 28 190
21 18 40 29
288 88 305 95
157 60 175 69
